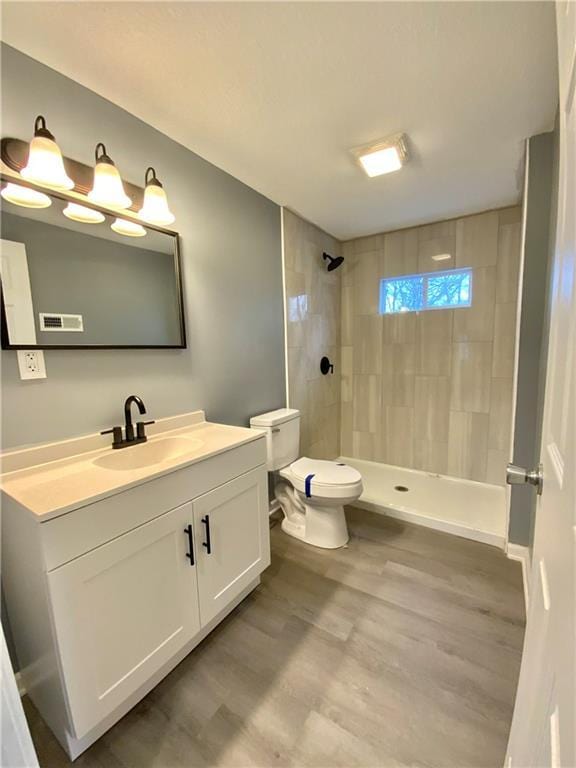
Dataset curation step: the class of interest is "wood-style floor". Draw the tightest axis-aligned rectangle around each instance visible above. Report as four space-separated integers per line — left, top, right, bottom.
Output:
24 507 525 768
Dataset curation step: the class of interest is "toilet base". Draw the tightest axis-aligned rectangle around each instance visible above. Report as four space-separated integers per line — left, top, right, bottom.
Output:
275 482 349 549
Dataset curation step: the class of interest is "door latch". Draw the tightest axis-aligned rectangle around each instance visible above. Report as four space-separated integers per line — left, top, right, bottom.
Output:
506 463 544 495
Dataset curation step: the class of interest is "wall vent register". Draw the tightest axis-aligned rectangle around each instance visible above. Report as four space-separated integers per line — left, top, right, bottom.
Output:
39 313 83 332
379 268 472 315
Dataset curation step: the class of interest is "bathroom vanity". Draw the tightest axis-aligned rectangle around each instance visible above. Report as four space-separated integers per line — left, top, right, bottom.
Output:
0 411 269 759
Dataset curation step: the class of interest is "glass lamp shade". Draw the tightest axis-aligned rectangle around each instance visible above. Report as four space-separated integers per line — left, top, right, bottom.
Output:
138 168 175 226
63 203 105 224
88 161 132 209
88 143 131 209
20 117 74 190
1 182 52 209
111 218 146 237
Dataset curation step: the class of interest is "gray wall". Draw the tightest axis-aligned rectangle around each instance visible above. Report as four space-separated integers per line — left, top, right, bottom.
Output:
0 44 285 447
2 211 182 346
508 128 558 546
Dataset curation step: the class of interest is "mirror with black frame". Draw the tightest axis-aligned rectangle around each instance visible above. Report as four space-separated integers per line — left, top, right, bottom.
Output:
0 180 185 349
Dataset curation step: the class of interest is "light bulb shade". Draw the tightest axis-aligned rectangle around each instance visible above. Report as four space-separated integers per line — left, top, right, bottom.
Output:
20 116 74 190
63 203 105 224
138 167 175 226
111 218 146 237
1 183 52 209
88 143 131 209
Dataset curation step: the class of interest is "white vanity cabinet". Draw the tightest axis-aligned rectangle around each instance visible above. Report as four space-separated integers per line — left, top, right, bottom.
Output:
1 427 269 760
194 467 268 625
47 501 201 739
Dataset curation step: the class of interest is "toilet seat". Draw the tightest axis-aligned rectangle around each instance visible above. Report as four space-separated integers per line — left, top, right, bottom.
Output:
282 457 363 500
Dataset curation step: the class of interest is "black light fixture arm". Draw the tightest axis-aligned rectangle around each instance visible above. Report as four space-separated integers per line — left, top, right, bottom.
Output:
33 115 54 140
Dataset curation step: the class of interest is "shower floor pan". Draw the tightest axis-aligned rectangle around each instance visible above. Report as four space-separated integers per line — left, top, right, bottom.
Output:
339 456 507 548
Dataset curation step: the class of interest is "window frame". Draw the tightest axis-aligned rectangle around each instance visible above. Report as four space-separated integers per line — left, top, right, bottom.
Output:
378 267 473 315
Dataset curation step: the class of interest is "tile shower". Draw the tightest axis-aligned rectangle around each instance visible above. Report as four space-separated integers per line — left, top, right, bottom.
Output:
283 207 521 544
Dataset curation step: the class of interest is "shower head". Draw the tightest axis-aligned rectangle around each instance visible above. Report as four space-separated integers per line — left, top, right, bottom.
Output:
322 252 345 272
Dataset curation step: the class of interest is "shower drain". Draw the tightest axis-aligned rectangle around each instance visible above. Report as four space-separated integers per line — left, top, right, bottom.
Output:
394 485 409 492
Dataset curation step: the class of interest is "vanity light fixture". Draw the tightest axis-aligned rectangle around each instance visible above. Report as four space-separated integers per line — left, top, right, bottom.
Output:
63 203 105 224
111 217 146 237
431 253 452 262
1 182 52 209
138 167 175 226
20 116 74 190
88 143 131 209
353 133 408 178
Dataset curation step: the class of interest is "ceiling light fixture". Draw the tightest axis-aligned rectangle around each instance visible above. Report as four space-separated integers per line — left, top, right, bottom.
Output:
63 203 105 224
88 143 131 209
431 253 452 262
1 182 52 209
353 133 408 178
111 218 146 237
138 167 175 226
20 115 74 190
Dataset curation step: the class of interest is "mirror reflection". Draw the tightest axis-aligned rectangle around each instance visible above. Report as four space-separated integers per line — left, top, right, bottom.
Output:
0 182 185 348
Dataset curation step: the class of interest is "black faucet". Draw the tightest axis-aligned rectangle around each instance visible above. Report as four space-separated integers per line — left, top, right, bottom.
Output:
101 395 155 449
124 395 146 441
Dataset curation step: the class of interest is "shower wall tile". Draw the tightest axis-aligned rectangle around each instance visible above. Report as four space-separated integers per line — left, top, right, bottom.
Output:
382 344 417 407
488 377 514 450
417 219 456 273
341 205 521 484
340 401 353 455
353 315 382 374
455 211 499 268
352 374 380 433
416 310 453 376
354 234 382 254
352 431 374 460
492 302 517 378
383 312 417 345
447 411 489 482
353 250 380 314
452 266 496 342
414 440 449 475
283 209 341 459
496 223 522 303
383 228 418 276
341 285 354 345
486 448 509 485
341 346 353 403
450 341 492 413
414 376 450 443
381 406 415 467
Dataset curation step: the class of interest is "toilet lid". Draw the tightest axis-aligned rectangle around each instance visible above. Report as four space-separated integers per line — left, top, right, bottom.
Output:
290 457 362 487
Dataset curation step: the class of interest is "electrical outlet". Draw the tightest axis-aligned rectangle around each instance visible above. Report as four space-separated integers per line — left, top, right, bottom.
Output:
17 350 47 380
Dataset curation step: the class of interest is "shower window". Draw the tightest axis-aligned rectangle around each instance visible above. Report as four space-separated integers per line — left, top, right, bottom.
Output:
379 268 472 314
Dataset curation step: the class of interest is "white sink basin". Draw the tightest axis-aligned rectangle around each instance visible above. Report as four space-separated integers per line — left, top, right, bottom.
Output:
93 437 203 472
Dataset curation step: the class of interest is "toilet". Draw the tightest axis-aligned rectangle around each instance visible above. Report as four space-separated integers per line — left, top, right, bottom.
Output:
250 408 363 549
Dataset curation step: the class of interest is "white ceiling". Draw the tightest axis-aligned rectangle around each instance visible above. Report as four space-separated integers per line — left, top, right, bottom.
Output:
1 2 558 240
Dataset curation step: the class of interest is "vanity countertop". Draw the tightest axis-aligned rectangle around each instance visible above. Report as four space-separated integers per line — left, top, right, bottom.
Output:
0 411 264 521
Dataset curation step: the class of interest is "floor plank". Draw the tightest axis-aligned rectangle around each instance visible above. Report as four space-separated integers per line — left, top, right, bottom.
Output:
23 507 525 767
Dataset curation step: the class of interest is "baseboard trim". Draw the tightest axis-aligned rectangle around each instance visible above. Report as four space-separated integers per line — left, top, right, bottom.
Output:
507 542 531 612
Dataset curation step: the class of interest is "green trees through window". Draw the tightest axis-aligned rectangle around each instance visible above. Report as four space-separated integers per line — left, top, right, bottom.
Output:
379 268 472 314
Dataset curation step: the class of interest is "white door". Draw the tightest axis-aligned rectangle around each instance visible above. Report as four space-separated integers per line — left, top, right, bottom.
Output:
505 5 575 766
48 502 200 738
194 467 269 626
1 625 39 768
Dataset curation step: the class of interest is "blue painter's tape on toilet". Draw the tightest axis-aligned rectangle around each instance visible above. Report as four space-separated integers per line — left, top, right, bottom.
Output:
305 474 315 498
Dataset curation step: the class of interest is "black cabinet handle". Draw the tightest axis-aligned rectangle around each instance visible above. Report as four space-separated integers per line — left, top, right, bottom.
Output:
201 515 212 554
184 524 194 565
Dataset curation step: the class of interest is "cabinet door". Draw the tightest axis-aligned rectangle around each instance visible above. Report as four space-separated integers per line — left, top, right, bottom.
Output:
194 467 269 626
47 502 200 738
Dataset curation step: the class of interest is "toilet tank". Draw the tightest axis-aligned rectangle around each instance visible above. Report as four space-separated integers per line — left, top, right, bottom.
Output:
250 408 300 471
